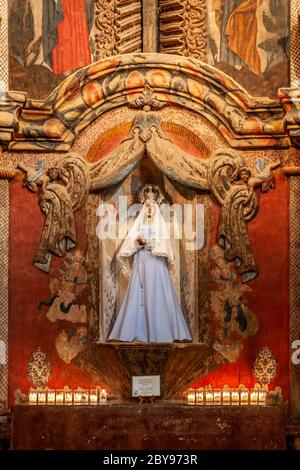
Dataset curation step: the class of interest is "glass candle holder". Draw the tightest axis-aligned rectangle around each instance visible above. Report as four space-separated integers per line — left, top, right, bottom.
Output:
28 389 38 405
55 390 64 405
231 389 240 405
89 390 98 405
222 389 231 406
250 389 259 405
74 390 83 405
196 388 204 405
240 389 249 405
205 389 214 405
100 389 108 405
213 389 222 405
37 391 47 405
187 389 195 405
258 390 267 406
81 391 89 405
47 390 56 405
64 390 73 405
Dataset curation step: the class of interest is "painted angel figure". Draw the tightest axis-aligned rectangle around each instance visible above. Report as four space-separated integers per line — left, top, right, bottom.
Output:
107 185 192 343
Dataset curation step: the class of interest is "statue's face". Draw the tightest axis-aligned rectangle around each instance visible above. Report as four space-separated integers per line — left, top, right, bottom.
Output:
48 167 59 181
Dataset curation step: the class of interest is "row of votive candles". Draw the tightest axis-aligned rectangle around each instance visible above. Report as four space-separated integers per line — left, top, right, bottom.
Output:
186 387 267 406
28 388 108 405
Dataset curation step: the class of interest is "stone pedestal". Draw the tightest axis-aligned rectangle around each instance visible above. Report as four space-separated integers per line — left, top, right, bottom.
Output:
74 342 212 399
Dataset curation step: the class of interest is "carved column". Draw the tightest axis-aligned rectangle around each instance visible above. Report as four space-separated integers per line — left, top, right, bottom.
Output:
0 0 9 409
142 0 158 52
0 0 8 91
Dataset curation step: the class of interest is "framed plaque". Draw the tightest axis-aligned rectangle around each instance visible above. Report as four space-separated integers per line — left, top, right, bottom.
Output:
131 375 161 397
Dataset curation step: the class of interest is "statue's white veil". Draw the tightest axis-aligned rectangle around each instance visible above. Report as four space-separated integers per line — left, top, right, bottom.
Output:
117 202 175 277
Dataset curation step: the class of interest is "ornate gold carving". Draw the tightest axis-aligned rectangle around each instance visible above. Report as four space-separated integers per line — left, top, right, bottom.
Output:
253 347 278 387
160 0 207 60
27 348 52 388
208 151 280 281
93 0 142 60
18 153 90 272
90 112 209 191
128 86 167 111
93 1 115 59
115 0 142 54
0 55 290 151
17 114 280 290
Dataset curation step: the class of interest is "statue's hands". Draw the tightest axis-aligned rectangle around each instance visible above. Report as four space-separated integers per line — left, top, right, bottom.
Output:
136 235 146 246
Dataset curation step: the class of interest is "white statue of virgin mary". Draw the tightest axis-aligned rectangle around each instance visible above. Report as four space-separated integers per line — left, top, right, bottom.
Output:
107 185 192 343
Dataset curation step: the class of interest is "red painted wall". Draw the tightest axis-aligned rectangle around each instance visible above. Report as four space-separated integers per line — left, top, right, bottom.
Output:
8 172 289 404
195 173 289 397
8 181 97 406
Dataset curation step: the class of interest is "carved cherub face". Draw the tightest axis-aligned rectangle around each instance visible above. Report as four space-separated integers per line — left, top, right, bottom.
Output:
47 167 60 181
239 168 251 182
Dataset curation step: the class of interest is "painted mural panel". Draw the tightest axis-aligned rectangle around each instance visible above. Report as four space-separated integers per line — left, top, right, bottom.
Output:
8 0 94 98
206 0 290 97
8 0 143 99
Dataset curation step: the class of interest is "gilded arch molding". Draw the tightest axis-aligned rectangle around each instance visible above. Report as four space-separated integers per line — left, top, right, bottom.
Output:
0 53 295 152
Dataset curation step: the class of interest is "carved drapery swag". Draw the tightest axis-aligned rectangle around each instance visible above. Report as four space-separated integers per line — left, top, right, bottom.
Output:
20 113 279 279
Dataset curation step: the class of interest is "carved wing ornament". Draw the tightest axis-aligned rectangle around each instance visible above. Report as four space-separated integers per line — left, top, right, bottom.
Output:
18 113 280 280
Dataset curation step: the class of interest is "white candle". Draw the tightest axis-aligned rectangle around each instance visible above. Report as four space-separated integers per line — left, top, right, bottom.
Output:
74 391 83 404
64 391 73 405
100 389 108 405
250 389 259 405
47 391 55 405
81 391 89 405
187 389 195 405
55 390 64 405
213 389 222 405
89 390 98 405
222 390 231 405
28 390 38 405
37 391 46 405
240 390 249 405
196 389 204 405
205 390 214 405
231 389 240 405
258 390 267 406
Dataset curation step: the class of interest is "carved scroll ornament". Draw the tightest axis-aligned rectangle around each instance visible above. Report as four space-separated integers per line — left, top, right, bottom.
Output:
19 113 280 280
